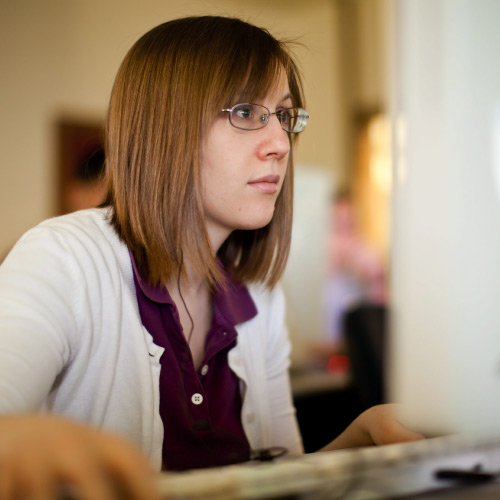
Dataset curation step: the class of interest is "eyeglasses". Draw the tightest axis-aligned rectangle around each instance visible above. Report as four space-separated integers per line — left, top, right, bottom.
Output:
221 103 309 134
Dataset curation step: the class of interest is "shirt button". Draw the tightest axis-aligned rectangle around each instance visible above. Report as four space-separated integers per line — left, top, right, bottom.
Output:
200 364 209 376
246 413 255 423
191 393 203 405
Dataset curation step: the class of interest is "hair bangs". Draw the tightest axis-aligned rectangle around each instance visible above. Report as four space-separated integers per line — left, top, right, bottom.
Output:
222 41 299 109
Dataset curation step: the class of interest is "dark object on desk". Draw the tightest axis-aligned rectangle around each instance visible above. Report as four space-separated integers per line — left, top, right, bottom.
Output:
436 466 497 484
250 447 288 462
343 303 386 409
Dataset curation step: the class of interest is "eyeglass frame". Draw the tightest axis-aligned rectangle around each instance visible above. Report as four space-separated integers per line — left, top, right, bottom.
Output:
220 103 309 134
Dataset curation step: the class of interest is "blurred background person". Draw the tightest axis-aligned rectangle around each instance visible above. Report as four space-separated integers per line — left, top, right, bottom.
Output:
324 191 387 349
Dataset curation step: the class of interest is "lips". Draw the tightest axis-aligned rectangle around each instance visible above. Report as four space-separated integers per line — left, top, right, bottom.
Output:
248 174 280 194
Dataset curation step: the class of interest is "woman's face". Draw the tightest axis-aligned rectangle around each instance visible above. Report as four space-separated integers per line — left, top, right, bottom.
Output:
200 73 291 249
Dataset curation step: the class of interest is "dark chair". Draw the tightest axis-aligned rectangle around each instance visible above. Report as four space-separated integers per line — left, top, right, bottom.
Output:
343 303 387 409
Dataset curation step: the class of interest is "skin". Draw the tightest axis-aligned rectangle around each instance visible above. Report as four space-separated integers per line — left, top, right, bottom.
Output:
0 74 423 500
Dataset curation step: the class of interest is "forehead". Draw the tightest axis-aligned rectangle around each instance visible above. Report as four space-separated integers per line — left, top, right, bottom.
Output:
236 68 291 104
267 70 291 100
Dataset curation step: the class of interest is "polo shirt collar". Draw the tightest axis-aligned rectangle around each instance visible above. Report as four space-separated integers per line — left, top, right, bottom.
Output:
129 251 257 326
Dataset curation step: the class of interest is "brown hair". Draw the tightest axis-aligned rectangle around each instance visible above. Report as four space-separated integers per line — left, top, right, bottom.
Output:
104 16 305 288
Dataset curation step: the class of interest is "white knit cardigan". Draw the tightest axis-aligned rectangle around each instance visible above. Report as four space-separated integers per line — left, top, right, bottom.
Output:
0 209 303 470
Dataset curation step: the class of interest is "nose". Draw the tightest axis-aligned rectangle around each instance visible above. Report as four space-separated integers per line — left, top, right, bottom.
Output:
257 114 290 160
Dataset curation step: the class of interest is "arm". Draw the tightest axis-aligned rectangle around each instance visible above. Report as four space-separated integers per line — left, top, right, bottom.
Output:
0 222 160 499
0 226 77 411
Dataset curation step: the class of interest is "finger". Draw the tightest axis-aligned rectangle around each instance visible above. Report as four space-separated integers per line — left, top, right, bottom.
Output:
97 435 160 500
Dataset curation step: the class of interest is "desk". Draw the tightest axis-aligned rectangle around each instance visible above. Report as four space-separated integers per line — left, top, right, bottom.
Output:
156 434 500 499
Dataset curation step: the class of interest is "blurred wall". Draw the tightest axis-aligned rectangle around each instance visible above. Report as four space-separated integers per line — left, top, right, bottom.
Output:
0 0 389 259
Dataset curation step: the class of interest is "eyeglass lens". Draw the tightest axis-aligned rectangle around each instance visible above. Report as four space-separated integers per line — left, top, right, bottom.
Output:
228 104 308 133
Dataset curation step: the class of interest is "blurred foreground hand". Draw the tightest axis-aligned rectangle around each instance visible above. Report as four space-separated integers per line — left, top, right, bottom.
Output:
0 414 160 500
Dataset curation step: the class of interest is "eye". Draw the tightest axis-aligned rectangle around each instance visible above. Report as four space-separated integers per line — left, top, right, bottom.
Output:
227 104 271 130
234 104 255 120
276 108 292 125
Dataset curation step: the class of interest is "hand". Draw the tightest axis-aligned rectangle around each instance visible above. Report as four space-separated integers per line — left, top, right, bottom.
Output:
356 404 426 446
320 403 425 452
0 414 160 500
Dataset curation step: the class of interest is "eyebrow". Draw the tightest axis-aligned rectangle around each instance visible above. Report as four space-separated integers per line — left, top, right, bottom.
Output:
275 93 293 108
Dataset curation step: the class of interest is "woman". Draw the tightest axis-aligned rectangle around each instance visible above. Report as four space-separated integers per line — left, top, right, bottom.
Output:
0 16 421 500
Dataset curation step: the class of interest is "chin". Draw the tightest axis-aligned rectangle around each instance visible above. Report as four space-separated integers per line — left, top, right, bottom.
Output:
238 213 275 231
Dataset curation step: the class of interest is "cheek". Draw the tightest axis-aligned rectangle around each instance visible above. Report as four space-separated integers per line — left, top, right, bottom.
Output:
201 142 240 184
200 166 242 217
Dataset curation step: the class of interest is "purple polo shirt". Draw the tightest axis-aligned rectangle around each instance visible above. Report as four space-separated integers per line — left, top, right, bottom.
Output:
130 255 257 470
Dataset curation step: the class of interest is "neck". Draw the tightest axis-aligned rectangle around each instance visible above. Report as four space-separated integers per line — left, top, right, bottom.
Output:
170 259 207 297
205 220 232 257
171 222 230 294
167 256 213 357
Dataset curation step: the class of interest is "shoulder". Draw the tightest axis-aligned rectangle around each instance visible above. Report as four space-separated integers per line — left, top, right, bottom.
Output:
0 209 135 345
14 208 125 261
31 208 118 246
3 208 131 289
